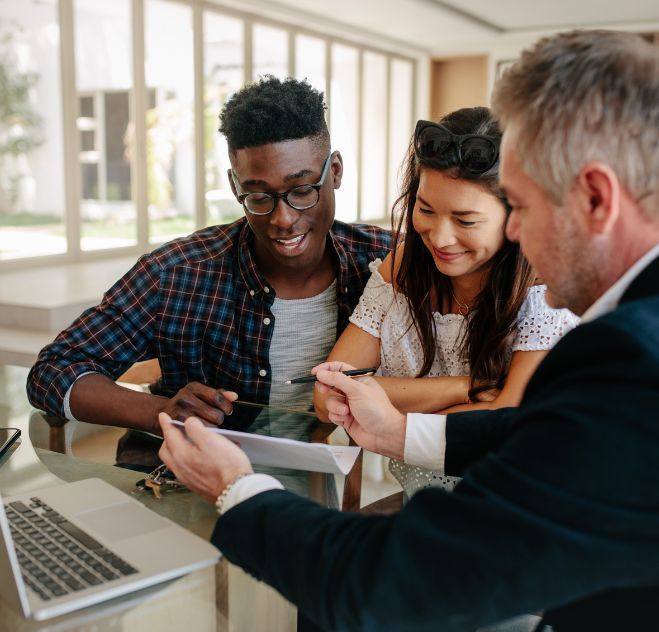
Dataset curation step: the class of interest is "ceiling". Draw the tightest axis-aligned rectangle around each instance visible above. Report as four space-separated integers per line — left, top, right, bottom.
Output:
257 0 659 55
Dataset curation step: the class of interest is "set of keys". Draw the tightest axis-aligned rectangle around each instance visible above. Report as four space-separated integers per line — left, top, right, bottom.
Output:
134 464 186 499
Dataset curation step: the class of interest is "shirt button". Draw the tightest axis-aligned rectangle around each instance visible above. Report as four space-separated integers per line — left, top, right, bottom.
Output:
249 289 255 296
343 287 348 293
263 317 271 325
264 287 270 294
259 369 267 377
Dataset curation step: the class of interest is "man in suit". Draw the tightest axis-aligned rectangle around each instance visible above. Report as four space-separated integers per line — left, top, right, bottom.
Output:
158 30 659 631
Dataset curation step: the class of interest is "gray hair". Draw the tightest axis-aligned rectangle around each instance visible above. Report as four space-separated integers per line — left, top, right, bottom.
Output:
491 30 659 216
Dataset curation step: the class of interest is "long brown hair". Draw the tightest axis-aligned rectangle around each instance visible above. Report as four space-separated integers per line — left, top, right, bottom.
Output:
391 107 534 401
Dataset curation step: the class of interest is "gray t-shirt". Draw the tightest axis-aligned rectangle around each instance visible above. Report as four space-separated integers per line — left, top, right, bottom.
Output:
268 280 338 411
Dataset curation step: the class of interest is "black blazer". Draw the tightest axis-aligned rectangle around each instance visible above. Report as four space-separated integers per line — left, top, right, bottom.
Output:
212 255 659 632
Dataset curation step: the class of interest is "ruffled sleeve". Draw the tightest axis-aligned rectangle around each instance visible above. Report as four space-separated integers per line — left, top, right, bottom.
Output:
348 259 396 339
512 285 580 352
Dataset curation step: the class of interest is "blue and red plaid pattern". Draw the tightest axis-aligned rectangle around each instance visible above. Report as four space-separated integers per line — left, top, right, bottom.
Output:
27 218 391 417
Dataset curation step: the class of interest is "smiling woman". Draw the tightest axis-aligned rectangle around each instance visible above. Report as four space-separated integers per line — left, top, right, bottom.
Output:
314 106 580 499
412 170 507 286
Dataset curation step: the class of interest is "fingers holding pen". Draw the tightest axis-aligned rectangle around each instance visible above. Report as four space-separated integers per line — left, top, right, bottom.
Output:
311 361 358 376
324 391 354 427
315 368 370 396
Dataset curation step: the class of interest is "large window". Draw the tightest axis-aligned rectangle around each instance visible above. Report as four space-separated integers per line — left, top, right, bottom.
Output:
253 24 288 80
388 59 414 212
360 52 388 222
0 0 66 260
295 34 326 94
0 2 417 265
204 12 244 226
144 0 195 243
75 0 137 251
330 44 359 223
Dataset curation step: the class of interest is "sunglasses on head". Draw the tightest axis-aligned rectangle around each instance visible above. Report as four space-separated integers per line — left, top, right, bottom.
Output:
414 120 500 175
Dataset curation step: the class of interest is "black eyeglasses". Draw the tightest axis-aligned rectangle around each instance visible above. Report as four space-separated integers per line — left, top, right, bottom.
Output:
231 152 332 216
414 120 500 175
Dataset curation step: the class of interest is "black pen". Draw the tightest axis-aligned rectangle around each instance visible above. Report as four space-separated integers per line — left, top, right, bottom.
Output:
285 367 378 385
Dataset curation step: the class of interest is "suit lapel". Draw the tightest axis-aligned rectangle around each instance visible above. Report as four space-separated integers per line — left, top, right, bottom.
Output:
619 255 659 305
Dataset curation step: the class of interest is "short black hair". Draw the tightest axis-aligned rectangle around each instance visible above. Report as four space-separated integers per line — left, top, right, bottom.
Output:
219 75 330 152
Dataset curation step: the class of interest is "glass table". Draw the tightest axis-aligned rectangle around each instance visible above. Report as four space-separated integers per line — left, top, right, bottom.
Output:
0 365 361 631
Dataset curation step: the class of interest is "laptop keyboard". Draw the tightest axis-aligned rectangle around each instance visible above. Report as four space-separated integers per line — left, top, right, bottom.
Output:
4 497 139 602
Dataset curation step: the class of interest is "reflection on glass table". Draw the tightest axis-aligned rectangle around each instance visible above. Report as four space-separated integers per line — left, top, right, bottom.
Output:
28 400 347 512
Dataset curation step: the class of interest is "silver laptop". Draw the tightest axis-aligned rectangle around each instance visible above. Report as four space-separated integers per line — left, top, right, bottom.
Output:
0 477 220 621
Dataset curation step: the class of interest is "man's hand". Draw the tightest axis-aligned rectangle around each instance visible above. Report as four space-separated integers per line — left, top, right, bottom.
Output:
161 382 238 426
312 361 407 460
158 413 253 504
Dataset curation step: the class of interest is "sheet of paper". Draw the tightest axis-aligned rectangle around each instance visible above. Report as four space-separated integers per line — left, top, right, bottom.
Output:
170 420 361 475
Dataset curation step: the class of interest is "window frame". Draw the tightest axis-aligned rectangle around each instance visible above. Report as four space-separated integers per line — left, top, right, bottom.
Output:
0 0 419 269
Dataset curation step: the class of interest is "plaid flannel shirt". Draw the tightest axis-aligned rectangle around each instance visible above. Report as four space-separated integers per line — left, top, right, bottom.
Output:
27 218 391 417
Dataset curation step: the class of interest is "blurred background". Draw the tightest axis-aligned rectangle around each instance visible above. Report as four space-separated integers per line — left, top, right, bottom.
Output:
1 0 658 265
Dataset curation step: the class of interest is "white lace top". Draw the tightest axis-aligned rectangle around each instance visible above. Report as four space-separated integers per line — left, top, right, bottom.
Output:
350 259 580 497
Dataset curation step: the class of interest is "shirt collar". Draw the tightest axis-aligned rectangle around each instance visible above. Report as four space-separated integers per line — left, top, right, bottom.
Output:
327 224 349 290
237 220 270 296
581 242 659 323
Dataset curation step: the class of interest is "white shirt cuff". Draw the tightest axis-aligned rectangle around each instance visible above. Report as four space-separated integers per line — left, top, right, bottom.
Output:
218 473 284 515
63 372 96 421
403 413 447 471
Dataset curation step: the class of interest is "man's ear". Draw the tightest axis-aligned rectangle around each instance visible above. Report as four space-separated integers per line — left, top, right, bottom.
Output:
227 168 238 198
331 151 344 190
575 162 620 235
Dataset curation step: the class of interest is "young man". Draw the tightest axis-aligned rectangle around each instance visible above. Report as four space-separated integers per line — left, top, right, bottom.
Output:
27 77 390 432
159 31 659 631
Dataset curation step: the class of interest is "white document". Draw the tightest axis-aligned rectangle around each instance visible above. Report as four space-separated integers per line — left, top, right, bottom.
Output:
170 420 361 475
